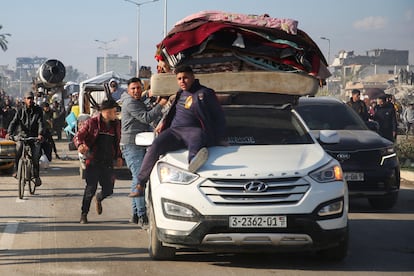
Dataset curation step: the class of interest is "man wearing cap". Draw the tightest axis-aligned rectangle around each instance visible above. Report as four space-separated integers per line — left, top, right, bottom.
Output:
73 99 123 224
6 91 44 186
347 89 369 121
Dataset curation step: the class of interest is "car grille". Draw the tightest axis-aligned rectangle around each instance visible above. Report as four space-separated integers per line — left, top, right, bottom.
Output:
199 177 310 205
326 149 382 167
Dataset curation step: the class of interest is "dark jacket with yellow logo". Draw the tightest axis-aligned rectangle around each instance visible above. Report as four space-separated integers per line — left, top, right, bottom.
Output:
161 79 226 145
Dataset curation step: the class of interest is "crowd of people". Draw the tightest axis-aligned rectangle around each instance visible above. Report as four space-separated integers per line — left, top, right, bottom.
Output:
346 88 414 141
397 68 414 86
0 89 70 140
0 88 78 187
2 76 413 226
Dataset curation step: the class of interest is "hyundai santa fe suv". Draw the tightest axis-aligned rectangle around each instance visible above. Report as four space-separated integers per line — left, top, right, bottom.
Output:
137 93 349 261
295 96 400 210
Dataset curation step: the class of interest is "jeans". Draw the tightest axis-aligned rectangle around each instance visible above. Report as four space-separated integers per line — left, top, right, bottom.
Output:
121 144 146 216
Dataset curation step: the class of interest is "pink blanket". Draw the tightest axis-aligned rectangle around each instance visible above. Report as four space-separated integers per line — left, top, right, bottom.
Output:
174 10 298 35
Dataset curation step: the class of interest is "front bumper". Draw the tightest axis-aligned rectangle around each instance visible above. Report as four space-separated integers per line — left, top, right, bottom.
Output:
346 166 400 197
156 212 348 252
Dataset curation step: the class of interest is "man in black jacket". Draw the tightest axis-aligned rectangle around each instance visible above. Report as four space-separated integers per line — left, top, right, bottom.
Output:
374 95 397 142
347 89 369 121
7 91 44 186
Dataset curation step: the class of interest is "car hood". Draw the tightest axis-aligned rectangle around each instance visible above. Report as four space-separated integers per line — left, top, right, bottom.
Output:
159 144 331 179
0 138 16 145
311 130 393 151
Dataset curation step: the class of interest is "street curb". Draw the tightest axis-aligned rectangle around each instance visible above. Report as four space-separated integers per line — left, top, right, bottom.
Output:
401 170 414 182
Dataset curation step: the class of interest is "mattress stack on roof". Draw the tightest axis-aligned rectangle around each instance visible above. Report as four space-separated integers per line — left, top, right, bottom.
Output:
152 11 330 96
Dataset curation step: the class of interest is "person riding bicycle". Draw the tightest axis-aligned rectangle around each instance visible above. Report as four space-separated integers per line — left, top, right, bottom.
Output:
6 91 44 186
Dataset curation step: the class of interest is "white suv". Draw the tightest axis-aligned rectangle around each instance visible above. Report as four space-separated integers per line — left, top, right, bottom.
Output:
138 93 349 261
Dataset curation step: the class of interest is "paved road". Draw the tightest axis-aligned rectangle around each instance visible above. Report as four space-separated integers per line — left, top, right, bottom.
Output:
0 140 413 275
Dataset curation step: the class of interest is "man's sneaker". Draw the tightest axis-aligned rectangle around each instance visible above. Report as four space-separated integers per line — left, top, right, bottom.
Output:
34 177 42 187
80 213 88 224
188 147 208 173
95 196 102 215
138 214 149 227
129 214 139 224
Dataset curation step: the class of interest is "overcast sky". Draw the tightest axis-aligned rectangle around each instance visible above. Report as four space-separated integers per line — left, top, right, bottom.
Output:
1 0 413 77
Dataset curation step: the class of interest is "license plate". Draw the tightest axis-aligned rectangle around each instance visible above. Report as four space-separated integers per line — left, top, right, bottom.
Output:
344 172 364 181
229 216 287 228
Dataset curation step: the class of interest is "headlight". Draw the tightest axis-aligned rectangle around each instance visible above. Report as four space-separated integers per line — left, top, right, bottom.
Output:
380 146 397 166
318 198 344 217
157 162 199 184
163 201 196 218
309 160 343 183
382 146 395 154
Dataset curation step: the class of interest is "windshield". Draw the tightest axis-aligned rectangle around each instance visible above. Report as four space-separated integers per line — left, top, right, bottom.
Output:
295 102 369 131
223 106 314 145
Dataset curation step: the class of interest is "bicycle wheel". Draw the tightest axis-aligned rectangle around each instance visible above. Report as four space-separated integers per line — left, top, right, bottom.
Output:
17 159 25 199
27 160 36 195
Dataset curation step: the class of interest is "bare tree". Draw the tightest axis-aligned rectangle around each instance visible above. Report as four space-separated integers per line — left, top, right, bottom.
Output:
0 25 11 51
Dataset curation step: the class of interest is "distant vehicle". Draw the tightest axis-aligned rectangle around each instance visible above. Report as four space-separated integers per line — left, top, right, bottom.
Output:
295 96 400 210
33 59 67 103
0 136 16 174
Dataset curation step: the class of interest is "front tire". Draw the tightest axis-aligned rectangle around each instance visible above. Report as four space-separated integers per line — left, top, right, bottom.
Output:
317 228 349 262
17 159 25 199
148 202 176 260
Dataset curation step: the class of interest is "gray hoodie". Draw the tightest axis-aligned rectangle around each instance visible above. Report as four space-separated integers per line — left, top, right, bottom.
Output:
403 105 414 124
120 92 163 145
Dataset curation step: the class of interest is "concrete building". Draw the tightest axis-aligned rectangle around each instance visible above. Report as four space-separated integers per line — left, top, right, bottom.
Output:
328 49 412 97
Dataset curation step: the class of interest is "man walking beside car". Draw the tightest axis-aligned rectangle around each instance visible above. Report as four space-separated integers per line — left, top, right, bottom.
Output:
129 65 226 198
73 99 123 224
374 95 397 142
347 89 369 121
120 77 168 225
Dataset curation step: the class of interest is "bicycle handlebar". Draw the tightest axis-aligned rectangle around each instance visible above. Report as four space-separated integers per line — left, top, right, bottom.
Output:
18 137 39 142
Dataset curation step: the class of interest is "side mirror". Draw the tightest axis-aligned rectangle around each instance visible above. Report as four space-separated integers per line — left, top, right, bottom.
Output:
135 132 155 146
319 130 340 144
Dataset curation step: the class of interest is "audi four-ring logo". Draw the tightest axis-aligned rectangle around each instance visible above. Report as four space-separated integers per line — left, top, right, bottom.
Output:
244 181 268 192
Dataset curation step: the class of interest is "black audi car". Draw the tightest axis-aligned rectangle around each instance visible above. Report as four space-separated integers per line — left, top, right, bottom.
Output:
295 96 400 210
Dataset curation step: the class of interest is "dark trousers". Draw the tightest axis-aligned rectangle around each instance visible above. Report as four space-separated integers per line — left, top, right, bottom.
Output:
81 163 115 214
138 127 206 185
15 141 41 178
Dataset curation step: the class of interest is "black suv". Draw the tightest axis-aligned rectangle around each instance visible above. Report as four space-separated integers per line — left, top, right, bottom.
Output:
295 96 400 210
